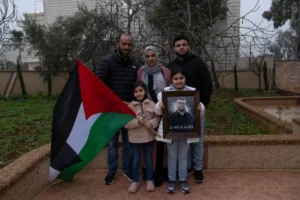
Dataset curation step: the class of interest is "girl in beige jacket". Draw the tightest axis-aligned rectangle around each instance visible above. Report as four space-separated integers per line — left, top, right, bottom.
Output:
125 81 160 194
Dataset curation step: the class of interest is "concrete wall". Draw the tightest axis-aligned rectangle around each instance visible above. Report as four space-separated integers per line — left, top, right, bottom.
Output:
1 134 300 200
0 72 12 95
207 144 300 169
237 56 274 70
234 97 297 135
10 72 69 95
0 145 50 200
218 70 268 89
0 71 70 96
0 70 270 96
276 60 300 90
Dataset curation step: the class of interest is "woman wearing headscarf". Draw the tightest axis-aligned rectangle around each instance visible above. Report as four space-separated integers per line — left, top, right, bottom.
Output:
137 45 171 187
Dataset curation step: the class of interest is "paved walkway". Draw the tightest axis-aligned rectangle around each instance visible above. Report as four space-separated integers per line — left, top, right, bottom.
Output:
36 170 300 200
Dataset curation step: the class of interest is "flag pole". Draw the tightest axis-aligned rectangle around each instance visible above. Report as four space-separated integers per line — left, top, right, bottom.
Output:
149 128 161 138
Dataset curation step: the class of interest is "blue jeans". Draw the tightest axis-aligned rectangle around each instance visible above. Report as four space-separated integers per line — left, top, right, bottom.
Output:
188 112 205 171
131 142 153 182
167 139 190 181
107 128 132 173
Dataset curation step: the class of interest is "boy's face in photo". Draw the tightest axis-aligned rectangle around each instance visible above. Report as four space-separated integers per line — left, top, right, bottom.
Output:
176 99 186 112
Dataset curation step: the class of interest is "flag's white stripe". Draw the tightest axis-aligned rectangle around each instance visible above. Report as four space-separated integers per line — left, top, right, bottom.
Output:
66 103 101 154
49 166 60 181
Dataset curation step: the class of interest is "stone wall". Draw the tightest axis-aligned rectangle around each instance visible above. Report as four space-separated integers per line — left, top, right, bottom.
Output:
2 135 300 199
276 60 300 90
0 70 269 96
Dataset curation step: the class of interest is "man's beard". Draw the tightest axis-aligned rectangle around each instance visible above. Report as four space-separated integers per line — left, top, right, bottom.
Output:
177 107 186 112
175 51 189 59
118 46 129 58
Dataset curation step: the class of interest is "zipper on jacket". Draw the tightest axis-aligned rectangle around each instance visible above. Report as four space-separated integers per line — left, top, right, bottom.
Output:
140 103 146 118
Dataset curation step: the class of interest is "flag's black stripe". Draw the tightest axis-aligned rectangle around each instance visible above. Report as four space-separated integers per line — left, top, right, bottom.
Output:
50 143 82 171
51 63 82 162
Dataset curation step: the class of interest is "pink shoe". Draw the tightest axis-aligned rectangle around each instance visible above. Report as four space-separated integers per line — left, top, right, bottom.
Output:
128 182 140 194
146 181 155 192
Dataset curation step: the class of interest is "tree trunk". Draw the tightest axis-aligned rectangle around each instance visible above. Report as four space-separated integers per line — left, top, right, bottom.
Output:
211 61 220 89
127 6 132 33
46 71 52 99
258 70 261 92
16 58 27 97
234 63 238 91
263 61 269 90
202 47 220 89
65 55 72 76
186 0 191 29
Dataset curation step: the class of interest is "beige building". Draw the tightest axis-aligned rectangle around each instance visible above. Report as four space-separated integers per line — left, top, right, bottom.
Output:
43 0 151 37
0 42 40 71
0 0 241 71
0 13 45 71
205 0 241 70
43 0 98 24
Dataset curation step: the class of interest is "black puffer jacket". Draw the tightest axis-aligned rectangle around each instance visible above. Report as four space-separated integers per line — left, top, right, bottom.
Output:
167 53 213 107
96 50 139 102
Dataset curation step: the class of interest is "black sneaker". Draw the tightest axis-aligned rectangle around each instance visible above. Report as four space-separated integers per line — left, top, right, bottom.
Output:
123 171 133 182
167 180 176 193
179 181 190 194
104 172 116 185
194 170 204 183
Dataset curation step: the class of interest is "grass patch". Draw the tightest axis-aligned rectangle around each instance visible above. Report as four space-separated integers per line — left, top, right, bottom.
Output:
206 89 278 135
0 89 277 168
0 96 56 168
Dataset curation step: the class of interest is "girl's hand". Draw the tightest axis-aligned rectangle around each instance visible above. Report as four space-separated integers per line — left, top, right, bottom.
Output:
197 103 201 111
138 117 147 125
159 102 165 109
144 121 153 129
197 103 205 116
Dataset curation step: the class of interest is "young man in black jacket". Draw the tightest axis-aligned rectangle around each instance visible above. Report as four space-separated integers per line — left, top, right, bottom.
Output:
168 97 195 132
96 34 139 185
167 35 213 183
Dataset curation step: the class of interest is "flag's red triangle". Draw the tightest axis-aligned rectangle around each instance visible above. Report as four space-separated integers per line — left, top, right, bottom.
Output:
76 59 136 119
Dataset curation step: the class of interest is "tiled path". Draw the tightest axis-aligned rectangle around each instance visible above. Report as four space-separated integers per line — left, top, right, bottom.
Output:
36 170 300 200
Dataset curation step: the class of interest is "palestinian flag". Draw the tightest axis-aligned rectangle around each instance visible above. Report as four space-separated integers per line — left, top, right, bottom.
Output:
49 59 135 182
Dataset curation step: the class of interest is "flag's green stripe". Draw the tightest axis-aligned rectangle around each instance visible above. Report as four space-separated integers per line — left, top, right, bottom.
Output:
57 112 134 181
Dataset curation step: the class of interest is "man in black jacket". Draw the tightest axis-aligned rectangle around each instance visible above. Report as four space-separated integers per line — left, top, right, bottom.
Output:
96 34 139 185
167 35 213 184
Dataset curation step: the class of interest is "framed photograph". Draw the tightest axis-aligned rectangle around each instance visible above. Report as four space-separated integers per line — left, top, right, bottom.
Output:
162 90 200 139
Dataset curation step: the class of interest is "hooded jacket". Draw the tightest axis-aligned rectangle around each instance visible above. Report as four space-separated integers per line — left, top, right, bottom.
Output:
167 53 213 107
125 98 160 143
